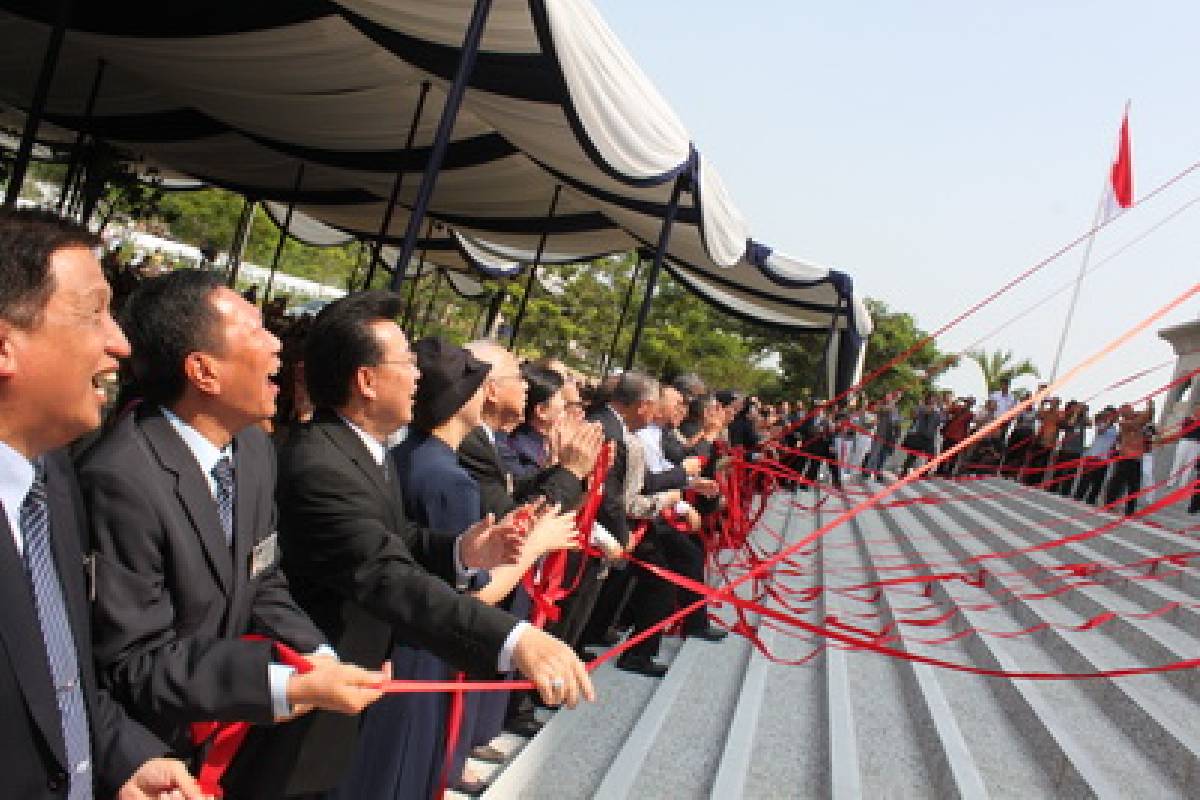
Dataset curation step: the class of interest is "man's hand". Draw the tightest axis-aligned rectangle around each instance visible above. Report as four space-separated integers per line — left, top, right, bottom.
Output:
689 477 720 498
284 660 389 718
511 626 595 709
460 513 528 570
682 456 703 477
117 758 208 800
554 420 605 479
526 504 579 558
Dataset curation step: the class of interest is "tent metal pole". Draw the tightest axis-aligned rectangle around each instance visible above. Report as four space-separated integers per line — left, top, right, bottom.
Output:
389 0 493 291
262 163 305 308
483 286 506 337
4 0 71 208
227 197 257 288
366 80 431 291
57 58 105 214
602 253 644 377
417 269 444 338
623 173 688 371
469 295 488 338
508 184 561 349
401 219 435 331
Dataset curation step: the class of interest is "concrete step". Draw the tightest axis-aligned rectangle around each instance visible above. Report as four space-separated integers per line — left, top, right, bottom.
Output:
889 480 1200 796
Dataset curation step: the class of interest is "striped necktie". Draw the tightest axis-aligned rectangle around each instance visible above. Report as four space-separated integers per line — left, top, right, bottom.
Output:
211 456 235 546
22 462 93 799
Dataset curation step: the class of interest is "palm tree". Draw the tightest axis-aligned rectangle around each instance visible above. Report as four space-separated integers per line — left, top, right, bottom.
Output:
966 348 1040 393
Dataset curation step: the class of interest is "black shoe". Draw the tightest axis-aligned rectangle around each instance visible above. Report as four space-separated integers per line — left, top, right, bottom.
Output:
503 716 543 737
470 744 506 763
615 653 668 678
688 625 728 642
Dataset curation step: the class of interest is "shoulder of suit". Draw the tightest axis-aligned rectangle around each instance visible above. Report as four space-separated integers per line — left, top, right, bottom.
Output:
76 410 149 475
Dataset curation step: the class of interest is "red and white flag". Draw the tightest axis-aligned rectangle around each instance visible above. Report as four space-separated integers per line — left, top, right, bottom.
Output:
1103 106 1133 221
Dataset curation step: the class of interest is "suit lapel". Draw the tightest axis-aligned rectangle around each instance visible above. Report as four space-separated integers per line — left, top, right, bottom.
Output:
138 410 233 594
0 513 68 768
43 454 91 676
230 433 256 604
316 411 390 497
316 412 406 536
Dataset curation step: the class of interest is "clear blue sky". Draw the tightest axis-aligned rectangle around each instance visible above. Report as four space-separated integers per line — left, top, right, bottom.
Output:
593 1 1200 408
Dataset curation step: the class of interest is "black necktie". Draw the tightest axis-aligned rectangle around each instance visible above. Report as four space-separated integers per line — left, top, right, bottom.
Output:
22 462 93 799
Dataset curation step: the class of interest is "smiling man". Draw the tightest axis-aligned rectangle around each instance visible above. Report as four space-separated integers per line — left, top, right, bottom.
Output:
0 209 206 800
76 270 387 798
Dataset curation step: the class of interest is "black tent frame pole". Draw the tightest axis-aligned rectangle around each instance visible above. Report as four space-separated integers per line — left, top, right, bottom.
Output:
417 269 444 338
602 253 644 377
483 286 506 338
508 184 561 349
226 197 256 288
57 58 105 214
401 219 435 332
623 171 688 371
365 80 430 291
389 0 493 291
5 0 71 208
469 295 488 338
262 163 305 308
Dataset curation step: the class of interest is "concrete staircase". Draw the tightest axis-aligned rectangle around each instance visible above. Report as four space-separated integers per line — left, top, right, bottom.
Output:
472 479 1200 799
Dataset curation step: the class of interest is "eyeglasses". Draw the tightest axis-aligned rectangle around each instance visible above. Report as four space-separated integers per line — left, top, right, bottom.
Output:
376 356 418 369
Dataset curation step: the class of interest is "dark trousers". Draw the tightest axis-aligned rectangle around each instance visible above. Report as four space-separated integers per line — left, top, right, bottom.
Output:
658 528 708 633
1052 451 1080 496
1105 456 1142 515
546 552 606 651
804 440 841 489
1025 446 1054 486
936 439 962 476
1074 458 1108 504
1005 429 1034 479
899 433 933 478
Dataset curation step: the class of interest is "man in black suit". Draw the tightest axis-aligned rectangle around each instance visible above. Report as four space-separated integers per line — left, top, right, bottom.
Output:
0 209 204 799
275 293 594 795
78 270 386 798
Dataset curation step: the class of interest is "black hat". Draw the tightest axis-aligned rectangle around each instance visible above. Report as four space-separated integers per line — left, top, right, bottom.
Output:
411 337 491 431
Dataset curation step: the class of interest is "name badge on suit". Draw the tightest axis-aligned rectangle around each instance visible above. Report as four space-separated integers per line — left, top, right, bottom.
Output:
251 532 279 579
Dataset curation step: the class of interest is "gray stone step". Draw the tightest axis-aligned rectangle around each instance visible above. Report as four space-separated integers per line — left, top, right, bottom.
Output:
889 480 1200 796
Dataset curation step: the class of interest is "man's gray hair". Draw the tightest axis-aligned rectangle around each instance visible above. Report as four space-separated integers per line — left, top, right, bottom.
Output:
611 371 659 407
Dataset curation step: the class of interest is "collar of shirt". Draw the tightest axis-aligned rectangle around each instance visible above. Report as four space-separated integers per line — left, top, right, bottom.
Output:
161 407 232 500
0 439 35 556
338 414 386 466
479 422 496 447
606 404 629 438
635 423 672 473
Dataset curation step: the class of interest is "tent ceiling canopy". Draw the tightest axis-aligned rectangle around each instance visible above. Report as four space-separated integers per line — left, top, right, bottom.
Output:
0 0 871 343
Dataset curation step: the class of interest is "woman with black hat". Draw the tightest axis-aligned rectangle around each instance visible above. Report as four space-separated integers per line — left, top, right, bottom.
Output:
335 337 577 799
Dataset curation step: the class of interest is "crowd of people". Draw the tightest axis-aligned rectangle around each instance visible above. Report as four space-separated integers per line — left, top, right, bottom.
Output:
0 208 765 800
1 208 1196 800
751 376 1199 518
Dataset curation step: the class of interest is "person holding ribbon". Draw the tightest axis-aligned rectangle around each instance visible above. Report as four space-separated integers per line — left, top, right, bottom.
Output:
273 294 594 797
78 270 389 799
337 337 578 798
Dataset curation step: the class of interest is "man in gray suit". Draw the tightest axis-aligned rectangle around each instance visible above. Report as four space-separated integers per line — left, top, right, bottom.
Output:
78 270 386 797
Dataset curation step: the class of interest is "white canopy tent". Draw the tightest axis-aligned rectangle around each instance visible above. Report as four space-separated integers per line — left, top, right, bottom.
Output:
0 0 872 389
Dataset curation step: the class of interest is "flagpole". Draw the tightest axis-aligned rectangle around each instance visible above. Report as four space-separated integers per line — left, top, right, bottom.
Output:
1048 101 1131 382
1047 189 1106 382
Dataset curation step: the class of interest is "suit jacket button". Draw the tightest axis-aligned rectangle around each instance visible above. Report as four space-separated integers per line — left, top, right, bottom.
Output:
47 770 67 791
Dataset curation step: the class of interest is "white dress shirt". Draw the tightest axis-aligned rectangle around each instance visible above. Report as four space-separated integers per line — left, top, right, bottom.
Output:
0 439 35 557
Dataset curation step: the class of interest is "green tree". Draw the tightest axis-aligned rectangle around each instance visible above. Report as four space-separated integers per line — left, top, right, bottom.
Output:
966 348 1040 393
